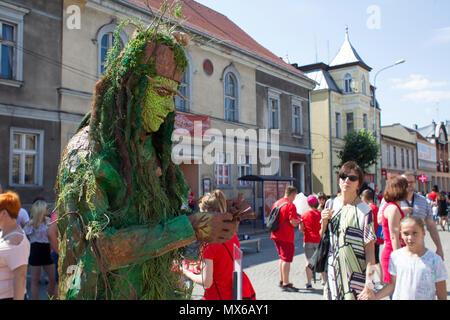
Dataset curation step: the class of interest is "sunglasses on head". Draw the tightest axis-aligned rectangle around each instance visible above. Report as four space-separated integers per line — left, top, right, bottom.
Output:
339 173 359 182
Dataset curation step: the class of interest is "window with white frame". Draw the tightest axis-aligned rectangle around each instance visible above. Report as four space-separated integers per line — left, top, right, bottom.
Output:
361 75 367 95
393 146 397 167
346 112 354 133
406 149 410 169
175 72 188 111
97 24 127 76
268 91 280 129
292 101 302 135
10 128 44 186
224 72 237 121
335 112 342 138
0 21 15 80
401 148 405 168
387 145 391 167
0 3 27 83
214 151 232 186
344 73 352 93
237 153 252 186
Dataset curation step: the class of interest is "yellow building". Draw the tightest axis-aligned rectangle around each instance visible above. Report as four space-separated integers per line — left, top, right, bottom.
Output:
298 30 380 195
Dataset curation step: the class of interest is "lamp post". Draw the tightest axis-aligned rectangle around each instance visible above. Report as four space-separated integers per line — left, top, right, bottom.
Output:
372 59 405 193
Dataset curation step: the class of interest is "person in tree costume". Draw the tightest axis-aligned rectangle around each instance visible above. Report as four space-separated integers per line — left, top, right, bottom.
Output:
54 24 248 300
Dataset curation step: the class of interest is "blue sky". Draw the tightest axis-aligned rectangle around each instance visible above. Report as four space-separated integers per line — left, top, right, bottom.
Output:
195 0 450 129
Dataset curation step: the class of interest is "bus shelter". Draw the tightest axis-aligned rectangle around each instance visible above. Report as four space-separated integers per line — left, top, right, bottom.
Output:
237 175 296 229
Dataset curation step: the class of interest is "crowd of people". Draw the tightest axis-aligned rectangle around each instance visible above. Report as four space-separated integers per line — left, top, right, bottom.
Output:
269 162 448 300
0 184 58 300
1 161 449 300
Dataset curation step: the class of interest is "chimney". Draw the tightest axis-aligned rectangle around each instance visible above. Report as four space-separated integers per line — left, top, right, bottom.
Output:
414 124 418 130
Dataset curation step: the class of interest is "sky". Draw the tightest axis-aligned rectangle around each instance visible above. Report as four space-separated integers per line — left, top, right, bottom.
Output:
195 0 450 129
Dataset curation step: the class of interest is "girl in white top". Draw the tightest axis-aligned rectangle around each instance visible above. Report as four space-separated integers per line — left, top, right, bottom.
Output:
24 200 56 300
0 191 30 300
359 215 447 300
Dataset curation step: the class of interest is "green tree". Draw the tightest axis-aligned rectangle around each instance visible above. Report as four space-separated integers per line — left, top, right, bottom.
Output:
336 129 379 173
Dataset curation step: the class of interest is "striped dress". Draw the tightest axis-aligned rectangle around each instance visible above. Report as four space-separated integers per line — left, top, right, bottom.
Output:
325 198 376 300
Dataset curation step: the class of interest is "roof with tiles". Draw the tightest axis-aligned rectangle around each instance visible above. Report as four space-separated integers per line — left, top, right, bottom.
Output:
123 0 312 82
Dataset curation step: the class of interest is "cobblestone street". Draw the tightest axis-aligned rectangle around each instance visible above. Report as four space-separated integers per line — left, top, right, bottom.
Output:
190 226 450 300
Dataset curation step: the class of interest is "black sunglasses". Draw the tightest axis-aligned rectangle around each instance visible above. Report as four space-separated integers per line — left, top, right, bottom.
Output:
339 173 359 182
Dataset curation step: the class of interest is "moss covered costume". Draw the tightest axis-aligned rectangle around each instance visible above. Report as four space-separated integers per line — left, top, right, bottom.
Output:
55 24 202 300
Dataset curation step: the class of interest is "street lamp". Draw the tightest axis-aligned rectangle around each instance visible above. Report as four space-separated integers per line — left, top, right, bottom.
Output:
372 59 405 193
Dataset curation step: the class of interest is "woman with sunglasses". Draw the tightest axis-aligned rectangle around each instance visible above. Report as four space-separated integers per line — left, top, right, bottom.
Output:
320 161 376 300
380 176 408 285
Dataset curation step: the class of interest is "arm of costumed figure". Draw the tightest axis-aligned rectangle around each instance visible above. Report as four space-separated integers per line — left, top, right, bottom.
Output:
96 215 196 271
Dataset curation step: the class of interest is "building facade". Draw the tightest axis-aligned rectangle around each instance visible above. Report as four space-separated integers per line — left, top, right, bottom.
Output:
417 121 450 192
297 30 380 196
0 0 63 207
380 124 418 190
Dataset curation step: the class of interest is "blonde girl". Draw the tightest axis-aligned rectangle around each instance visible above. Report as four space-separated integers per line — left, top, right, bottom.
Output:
24 200 56 299
183 190 255 300
359 216 447 300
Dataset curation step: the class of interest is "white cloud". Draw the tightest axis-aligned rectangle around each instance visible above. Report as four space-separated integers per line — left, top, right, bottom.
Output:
391 74 448 91
389 74 450 103
427 26 450 46
403 90 450 103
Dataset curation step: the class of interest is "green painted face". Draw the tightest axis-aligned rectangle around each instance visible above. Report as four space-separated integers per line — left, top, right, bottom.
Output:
141 75 179 132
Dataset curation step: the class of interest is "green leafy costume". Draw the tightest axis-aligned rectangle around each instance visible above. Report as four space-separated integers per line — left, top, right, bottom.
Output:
55 24 199 300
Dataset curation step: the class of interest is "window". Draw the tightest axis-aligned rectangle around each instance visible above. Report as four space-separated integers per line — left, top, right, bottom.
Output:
175 72 188 111
401 148 405 168
406 150 410 169
0 22 14 79
222 64 241 122
346 112 354 133
99 32 123 75
268 91 280 129
292 101 302 135
412 151 415 169
214 151 232 186
363 113 368 130
387 145 391 167
393 146 397 167
344 73 352 93
10 128 44 186
224 73 237 121
361 75 367 94
175 51 192 111
97 24 127 76
0 3 28 84
335 112 342 138
237 153 252 186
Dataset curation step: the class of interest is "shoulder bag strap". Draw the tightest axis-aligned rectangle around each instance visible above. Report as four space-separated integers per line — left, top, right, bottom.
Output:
278 201 292 227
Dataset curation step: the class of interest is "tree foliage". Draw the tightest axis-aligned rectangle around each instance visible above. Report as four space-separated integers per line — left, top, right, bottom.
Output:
336 129 379 173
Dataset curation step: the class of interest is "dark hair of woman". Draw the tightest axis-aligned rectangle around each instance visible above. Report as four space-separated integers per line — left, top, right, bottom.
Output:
383 176 408 203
